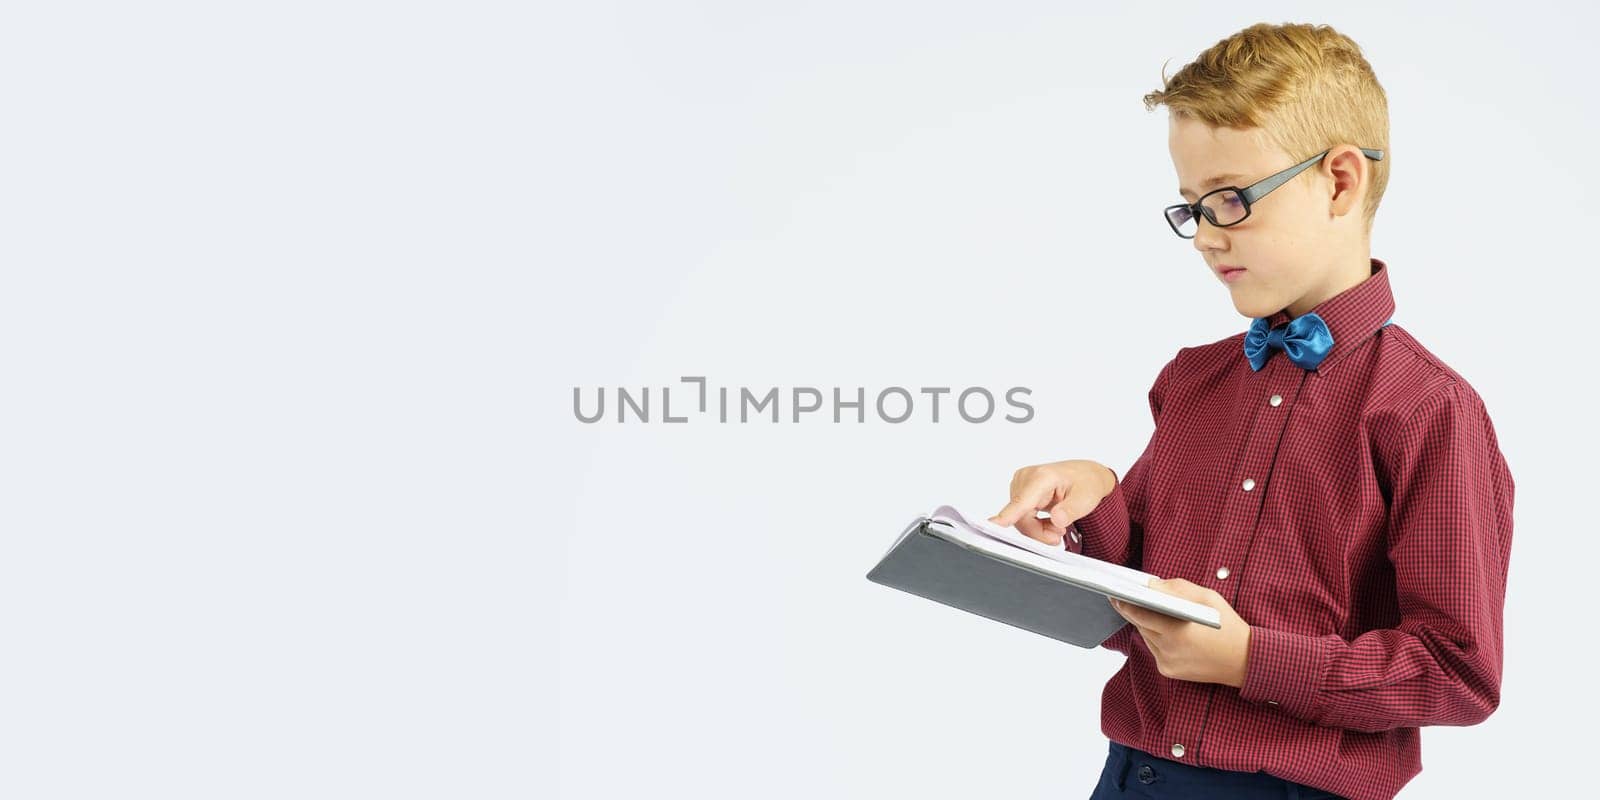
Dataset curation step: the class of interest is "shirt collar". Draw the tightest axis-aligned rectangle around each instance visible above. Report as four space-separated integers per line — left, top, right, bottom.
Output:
1260 257 1395 375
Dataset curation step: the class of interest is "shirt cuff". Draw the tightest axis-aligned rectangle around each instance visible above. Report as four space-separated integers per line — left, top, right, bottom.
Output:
1069 470 1129 561
1238 626 1329 719
1062 521 1085 554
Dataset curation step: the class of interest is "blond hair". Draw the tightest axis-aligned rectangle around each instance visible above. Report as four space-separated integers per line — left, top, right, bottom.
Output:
1143 22 1390 234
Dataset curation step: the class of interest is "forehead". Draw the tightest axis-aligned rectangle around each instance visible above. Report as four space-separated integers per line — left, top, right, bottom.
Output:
1168 116 1279 195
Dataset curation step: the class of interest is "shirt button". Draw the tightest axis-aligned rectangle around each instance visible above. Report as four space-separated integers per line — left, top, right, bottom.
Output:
1269 394 1283 407
1216 566 1230 579
1241 478 1256 491
1069 527 1081 543
1267 700 1279 705
1170 743 1185 758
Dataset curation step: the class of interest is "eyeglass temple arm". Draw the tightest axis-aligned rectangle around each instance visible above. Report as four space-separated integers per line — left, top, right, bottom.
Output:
1241 147 1386 204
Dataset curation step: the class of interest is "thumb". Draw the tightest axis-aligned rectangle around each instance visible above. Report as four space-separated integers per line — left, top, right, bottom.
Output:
1150 577 1207 600
1043 501 1073 534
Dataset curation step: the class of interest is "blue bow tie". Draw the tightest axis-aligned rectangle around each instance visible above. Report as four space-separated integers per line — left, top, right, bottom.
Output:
1244 312 1335 371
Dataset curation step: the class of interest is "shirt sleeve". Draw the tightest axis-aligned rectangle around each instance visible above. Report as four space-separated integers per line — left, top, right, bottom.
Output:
1236 382 1515 732
1065 353 1180 655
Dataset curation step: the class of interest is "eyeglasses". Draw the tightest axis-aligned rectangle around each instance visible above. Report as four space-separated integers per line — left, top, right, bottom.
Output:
1163 147 1385 239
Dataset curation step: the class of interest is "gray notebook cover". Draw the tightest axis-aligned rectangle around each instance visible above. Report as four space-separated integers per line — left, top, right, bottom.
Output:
865 516 1130 649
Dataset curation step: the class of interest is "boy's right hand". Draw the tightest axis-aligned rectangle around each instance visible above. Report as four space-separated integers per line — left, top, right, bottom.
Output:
988 459 1117 546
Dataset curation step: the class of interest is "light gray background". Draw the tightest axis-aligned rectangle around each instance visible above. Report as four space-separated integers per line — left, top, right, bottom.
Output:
2 2 1593 798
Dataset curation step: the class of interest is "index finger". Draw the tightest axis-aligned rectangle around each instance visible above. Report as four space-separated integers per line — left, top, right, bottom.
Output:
989 498 1034 527
989 477 1058 526
1112 597 1183 634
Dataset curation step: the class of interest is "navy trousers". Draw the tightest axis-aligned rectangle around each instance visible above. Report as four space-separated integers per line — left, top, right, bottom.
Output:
1088 740 1349 800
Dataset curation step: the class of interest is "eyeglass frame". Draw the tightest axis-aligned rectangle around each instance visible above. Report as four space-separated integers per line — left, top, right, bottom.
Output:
1163 146 1385 239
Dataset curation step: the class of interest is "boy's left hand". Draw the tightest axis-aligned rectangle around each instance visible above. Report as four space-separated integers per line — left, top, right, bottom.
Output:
1110 578 1251 688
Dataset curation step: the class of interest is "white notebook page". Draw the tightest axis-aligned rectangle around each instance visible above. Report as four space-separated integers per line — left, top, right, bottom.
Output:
923 504 1221 628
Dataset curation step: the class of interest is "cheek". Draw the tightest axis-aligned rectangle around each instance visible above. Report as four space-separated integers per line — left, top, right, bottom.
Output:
1247 272 1294 303
1244 268 1282 287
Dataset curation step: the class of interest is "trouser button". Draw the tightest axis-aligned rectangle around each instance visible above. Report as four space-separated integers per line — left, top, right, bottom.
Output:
1137 764 1156 784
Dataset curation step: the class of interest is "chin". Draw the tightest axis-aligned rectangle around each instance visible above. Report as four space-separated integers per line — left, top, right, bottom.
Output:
1228 292 1280 319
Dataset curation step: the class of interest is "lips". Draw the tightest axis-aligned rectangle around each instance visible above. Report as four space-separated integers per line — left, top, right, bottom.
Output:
1218 265 1247 283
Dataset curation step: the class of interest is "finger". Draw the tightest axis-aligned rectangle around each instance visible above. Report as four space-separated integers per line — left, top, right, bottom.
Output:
1148 578 1189 597
1149 578 1219 605
1045 499 1079 533
1113 598 1178 634
1110 597 1146 626
1014 514 1061 546
991 478 1057 527
989 497 1037 527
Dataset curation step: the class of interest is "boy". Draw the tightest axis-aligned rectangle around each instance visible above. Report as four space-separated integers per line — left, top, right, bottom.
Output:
989 22 1514 800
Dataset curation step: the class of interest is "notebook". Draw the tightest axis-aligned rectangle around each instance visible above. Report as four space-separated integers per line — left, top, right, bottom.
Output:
865 504 1222 648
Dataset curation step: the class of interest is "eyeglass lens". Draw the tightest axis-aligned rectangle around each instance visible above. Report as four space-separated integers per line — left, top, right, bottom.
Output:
1167 189 1247 237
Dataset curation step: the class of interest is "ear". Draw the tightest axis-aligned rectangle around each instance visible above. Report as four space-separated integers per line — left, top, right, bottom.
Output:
1322 144 1369 220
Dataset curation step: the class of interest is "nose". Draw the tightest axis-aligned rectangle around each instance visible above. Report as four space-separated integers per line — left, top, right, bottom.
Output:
1191 213 1227 252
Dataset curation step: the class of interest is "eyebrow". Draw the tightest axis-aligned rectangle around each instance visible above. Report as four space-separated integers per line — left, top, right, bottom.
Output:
1178 173 1246 197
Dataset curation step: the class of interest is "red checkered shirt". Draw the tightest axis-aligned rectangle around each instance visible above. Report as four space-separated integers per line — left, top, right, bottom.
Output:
1065 258 1514 800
